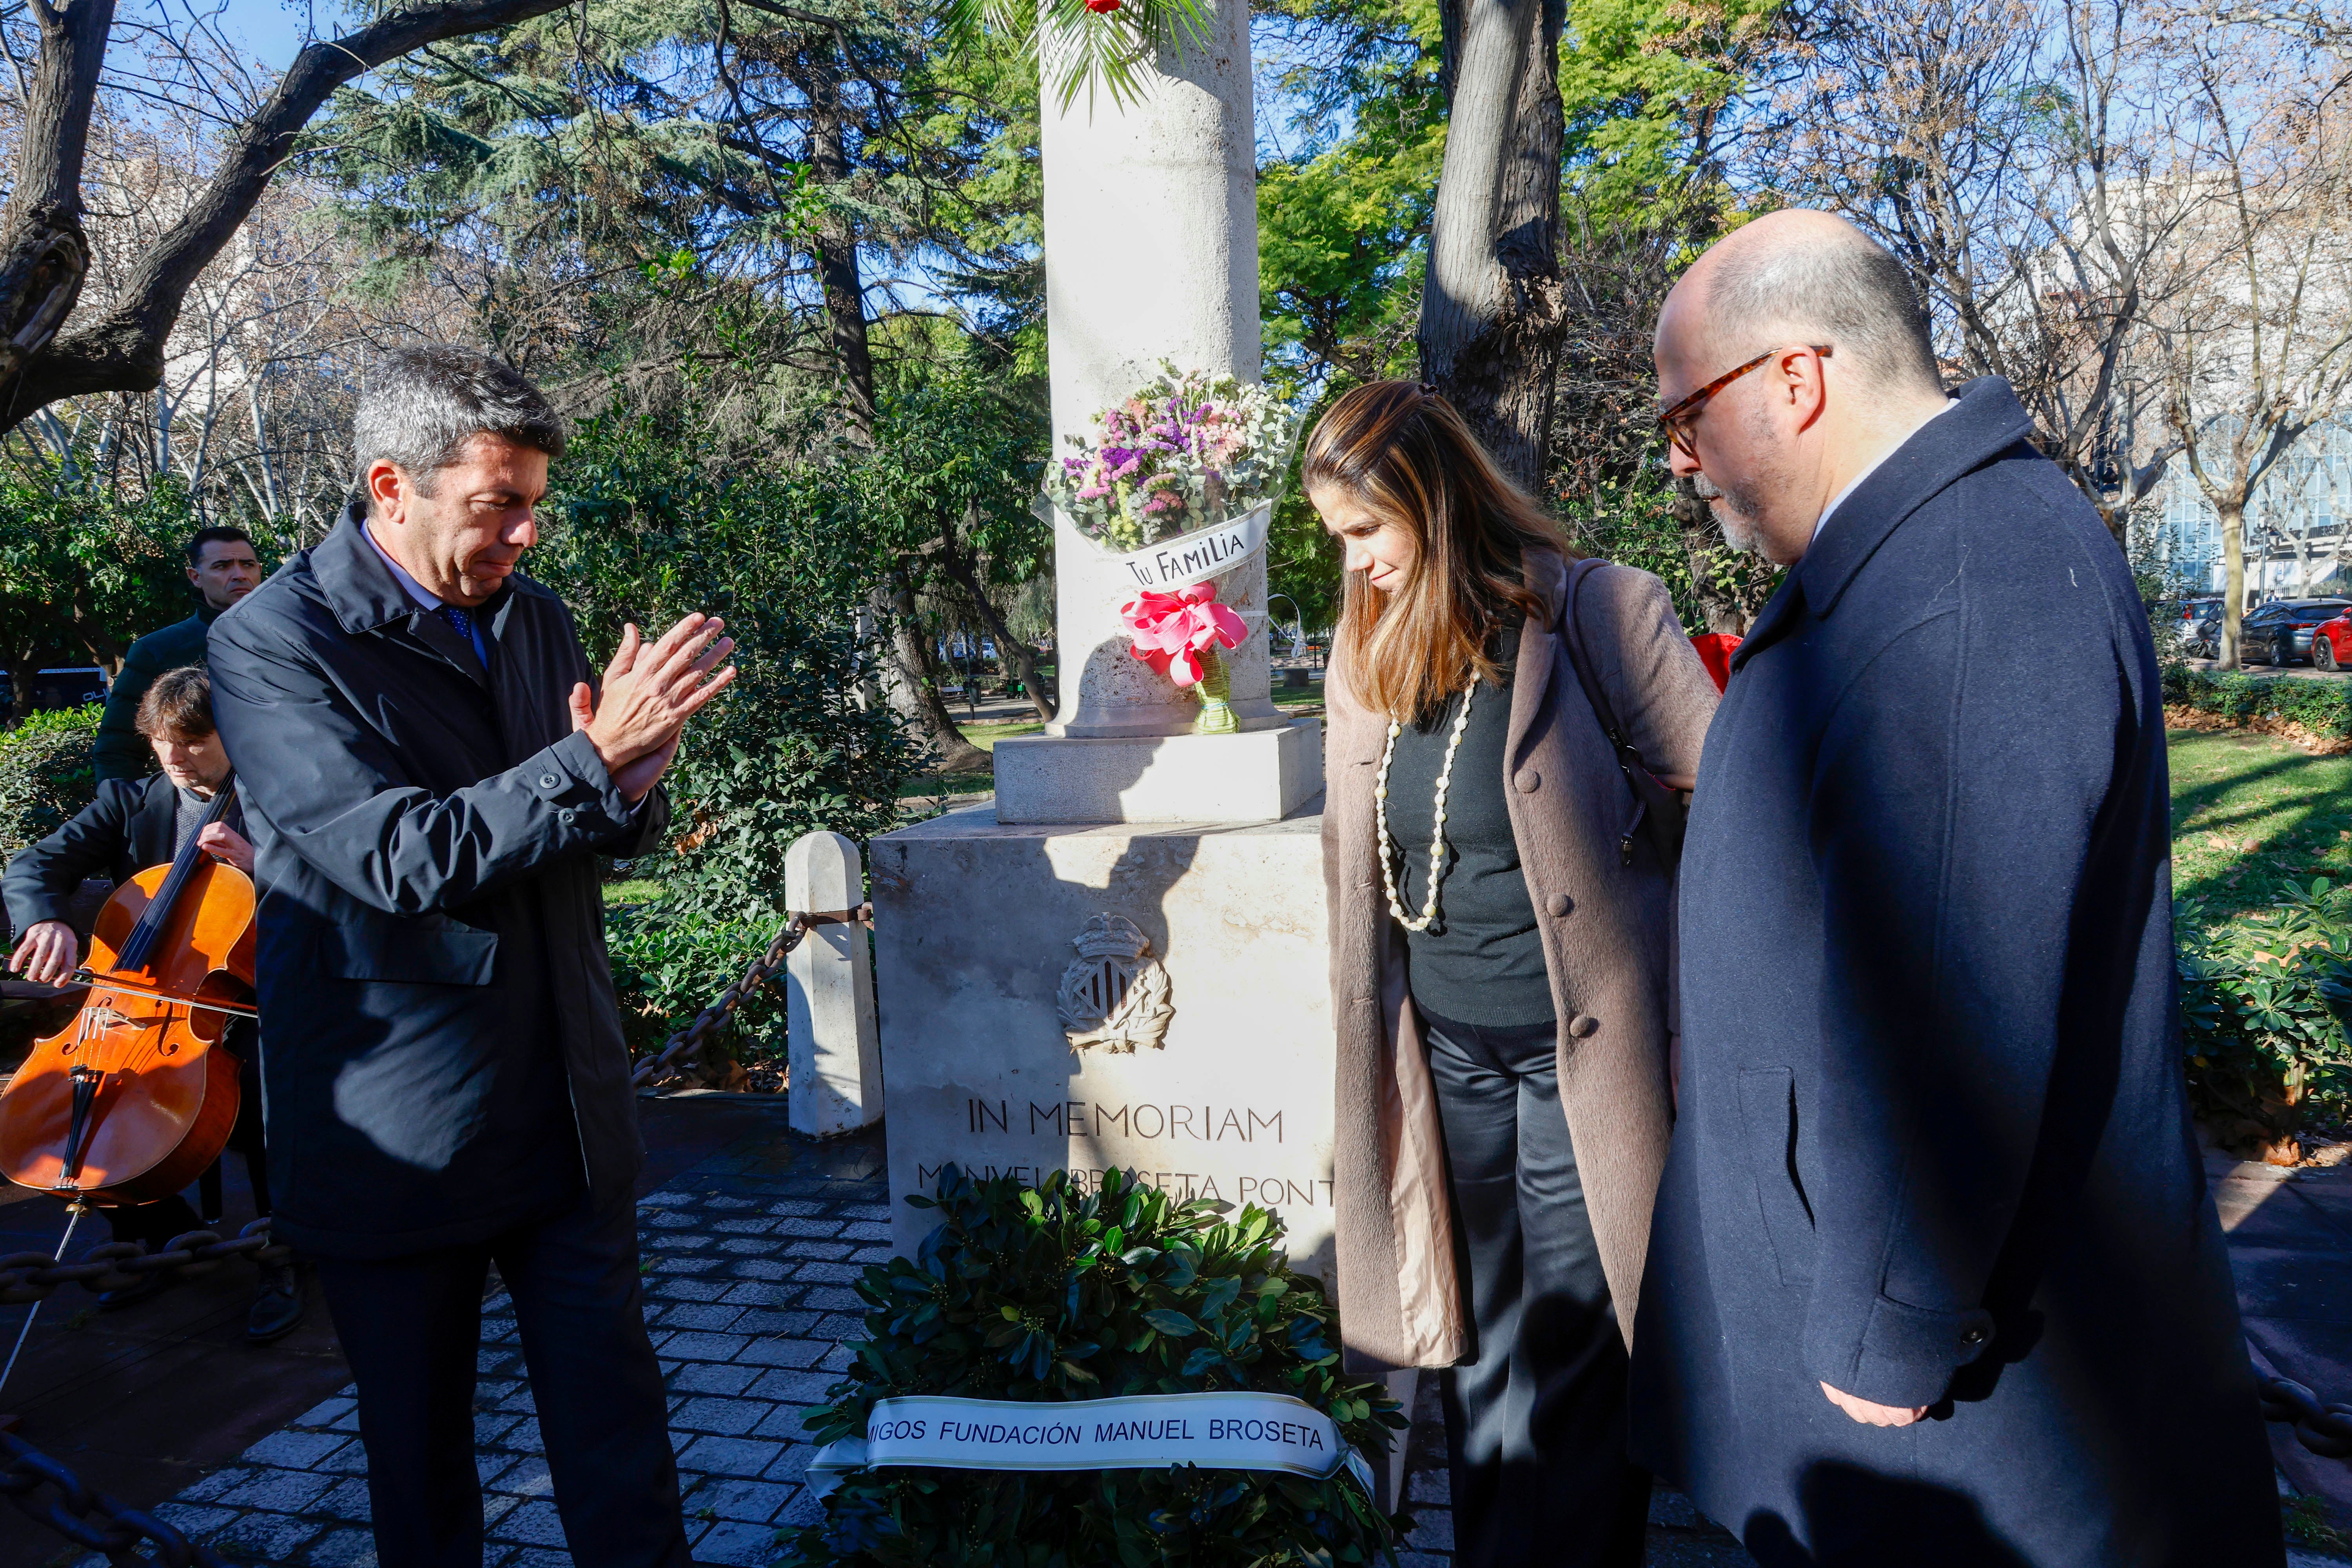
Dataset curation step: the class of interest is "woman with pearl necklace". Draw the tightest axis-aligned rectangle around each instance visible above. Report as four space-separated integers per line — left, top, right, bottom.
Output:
1308 381 1719 1568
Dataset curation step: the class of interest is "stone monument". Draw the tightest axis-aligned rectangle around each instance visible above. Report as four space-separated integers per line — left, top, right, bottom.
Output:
871 0 1338 1283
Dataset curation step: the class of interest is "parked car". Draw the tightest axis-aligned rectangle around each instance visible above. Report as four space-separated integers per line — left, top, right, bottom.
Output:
2162 597 2223 657
0 667 109 712
2241 599 2352 666
2314 611 2352 673
2185 604 2222 659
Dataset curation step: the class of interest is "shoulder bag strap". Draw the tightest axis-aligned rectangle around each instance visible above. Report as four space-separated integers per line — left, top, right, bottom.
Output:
1555 557 1687 869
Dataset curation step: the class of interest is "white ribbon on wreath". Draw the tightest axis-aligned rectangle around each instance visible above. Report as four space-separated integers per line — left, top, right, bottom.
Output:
1033 498 1274 595
806 1388 1377 1497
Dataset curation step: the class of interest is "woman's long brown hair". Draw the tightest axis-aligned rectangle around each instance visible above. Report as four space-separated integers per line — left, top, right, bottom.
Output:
1304 381 1577 723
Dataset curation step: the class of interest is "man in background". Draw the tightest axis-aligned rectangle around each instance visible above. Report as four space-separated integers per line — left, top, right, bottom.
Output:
93 528 263 781
1632 210 2279 1565
209 346 733 1568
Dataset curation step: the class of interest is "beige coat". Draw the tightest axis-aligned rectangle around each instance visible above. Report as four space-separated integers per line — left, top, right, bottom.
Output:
1322 554 1720 1372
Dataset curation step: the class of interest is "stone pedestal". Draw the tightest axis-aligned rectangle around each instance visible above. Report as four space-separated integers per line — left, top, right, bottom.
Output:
870 804 1336 1280
992 720 1323 826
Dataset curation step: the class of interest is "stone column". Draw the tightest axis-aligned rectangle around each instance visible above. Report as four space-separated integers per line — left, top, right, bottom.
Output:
875 3 1338 1309
785 832 882 1137
1007 0 1301 820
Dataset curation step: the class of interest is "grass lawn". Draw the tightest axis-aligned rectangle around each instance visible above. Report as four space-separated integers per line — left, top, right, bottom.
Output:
2169 728 2352 918
964 719 1044 750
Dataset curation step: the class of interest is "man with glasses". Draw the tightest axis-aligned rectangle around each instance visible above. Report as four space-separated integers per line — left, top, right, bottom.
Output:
1629 210 2279 1564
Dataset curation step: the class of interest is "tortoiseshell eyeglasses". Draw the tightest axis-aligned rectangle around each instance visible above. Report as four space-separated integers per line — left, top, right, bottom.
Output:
1656 345 1833 460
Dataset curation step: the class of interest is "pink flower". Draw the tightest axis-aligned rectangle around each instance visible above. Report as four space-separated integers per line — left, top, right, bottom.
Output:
1119 583 1248 687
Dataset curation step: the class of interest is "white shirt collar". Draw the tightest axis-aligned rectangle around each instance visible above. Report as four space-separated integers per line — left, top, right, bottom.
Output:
1811 400 1958 543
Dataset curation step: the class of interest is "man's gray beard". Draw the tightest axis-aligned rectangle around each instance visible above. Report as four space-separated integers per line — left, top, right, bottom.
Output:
1690 474 1769 555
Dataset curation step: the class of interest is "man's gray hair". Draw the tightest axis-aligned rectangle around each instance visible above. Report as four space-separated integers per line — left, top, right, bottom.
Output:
1707 232 1942 394
352 346 565 509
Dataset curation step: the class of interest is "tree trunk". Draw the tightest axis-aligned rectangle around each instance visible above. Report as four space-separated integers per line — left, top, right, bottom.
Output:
1417 0 1567 492
801 50 976 766
936 506 1056 721
884 571 991 774
2219 497 2246 668
7 641 38 723
0 0 113 408
806 57 877 439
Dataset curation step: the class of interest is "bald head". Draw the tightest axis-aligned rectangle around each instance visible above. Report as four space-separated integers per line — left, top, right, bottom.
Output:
1667 210 1941 396
1652 210 1955 566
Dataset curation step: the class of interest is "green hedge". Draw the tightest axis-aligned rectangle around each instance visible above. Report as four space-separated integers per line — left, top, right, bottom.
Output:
0 704 102 857
782 1166 1408 1567
2162 661 2352 739
603 901 782 1068
2180 878 2352 1154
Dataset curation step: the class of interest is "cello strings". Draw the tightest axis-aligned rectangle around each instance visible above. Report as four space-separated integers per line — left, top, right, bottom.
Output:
0 1203 85 1404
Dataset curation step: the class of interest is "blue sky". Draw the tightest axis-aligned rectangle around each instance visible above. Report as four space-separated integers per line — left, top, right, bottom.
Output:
195 0 312 70
198 0 1318 151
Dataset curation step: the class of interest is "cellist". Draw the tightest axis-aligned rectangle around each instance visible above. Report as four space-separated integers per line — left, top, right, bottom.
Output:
1 666 304 1343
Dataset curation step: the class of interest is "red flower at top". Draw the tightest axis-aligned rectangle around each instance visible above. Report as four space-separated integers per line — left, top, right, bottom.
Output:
1085 0 1122 12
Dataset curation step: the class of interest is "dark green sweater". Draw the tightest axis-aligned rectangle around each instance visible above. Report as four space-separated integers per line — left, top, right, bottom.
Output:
92 604 220 781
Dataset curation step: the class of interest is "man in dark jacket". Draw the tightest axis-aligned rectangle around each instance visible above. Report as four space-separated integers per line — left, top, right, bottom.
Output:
2 666 298 1338
92 527 262 780
207 347 733 1568
1631 211 2280 1565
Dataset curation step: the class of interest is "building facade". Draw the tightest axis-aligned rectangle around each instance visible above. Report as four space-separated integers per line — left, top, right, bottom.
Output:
2141 417 2352 601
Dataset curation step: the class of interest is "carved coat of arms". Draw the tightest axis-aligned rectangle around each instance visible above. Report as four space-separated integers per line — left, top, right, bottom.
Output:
1057 913 1174 1053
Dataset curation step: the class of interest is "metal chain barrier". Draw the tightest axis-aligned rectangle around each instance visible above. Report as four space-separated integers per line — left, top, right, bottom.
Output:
2261 1374 2352 1460
630 906 872 1090
0 1431 225 1566
0 1219 289 1306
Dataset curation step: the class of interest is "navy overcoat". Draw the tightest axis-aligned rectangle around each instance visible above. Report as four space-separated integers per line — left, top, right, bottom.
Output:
207 511 667 1259
1630 380 2281 1565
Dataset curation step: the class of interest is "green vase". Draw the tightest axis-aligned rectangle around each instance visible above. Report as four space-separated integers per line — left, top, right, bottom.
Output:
1193 646 1239 735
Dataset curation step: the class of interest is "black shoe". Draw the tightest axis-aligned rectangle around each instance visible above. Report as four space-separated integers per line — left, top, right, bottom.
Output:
245 1263 305 1344
96 1274 167 1312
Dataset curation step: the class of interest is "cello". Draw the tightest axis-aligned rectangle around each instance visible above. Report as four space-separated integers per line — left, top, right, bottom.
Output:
0 780 255 1205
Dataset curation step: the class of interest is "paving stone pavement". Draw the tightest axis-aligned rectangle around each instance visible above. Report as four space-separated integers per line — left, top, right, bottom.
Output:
69 1125 891 1568
55 1117 2341 1567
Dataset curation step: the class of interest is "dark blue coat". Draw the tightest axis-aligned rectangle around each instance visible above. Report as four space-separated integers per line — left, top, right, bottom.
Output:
1630 381 2281 1566
206 513 666 1259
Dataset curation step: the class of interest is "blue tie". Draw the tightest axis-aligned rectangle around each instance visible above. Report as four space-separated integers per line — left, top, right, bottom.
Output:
437 604 482 666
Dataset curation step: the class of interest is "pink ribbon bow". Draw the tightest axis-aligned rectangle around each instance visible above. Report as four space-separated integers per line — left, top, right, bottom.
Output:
1119 583 1247 688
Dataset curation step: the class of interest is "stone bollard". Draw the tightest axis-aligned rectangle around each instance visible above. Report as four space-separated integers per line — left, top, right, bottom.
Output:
785 831 882 1137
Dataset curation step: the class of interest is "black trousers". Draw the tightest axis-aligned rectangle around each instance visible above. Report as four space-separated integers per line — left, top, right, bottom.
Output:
1422 1009 1652 1568
312 1187 690 1568
108 1034 270 1250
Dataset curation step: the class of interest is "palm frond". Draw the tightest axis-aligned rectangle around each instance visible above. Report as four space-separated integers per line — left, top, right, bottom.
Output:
937 0 1218 113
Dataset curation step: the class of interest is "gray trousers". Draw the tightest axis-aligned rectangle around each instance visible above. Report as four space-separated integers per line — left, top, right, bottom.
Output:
1423 1009 1652 1568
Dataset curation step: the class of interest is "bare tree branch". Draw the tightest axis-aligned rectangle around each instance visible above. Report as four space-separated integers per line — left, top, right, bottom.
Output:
0 0 579 430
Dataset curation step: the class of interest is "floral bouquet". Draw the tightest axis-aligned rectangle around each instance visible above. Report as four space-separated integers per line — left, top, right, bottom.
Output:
1042 364 1299 553
1121 585 1247 734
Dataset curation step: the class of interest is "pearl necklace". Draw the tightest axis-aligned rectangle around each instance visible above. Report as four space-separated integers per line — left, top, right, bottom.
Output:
1376 681 1478 932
